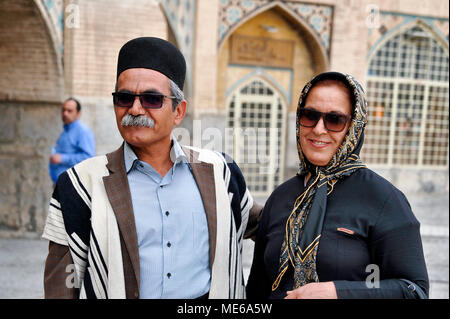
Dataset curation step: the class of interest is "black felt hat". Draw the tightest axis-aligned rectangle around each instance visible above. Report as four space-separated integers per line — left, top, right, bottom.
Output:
116 37 186 90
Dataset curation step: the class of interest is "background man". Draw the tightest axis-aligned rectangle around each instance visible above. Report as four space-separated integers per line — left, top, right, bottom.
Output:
42 37 262 299
48 98 95 184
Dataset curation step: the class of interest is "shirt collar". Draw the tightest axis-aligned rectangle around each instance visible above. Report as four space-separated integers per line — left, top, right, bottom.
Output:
170 135 188 165
63 119 80 131
124 136 188 174
124 142 139 173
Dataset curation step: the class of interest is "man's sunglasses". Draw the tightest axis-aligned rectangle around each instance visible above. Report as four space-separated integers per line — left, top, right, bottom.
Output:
112 92 176 109
298 108 350 132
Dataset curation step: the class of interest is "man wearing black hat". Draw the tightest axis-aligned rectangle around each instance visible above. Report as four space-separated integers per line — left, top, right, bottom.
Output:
42 37 262 299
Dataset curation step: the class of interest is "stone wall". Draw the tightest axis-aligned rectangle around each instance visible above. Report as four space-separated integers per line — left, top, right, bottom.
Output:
0 102 60 237
0 0 63 238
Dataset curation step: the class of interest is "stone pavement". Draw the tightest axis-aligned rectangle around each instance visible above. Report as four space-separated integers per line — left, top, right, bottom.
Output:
0 193 447 299
408 192 449 299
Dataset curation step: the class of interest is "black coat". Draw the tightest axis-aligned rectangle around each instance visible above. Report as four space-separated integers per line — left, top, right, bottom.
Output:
246 168 429 299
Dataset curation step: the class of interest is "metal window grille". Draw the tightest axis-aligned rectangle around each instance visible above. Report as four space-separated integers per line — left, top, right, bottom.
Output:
364 25 449 168
226 79 286 196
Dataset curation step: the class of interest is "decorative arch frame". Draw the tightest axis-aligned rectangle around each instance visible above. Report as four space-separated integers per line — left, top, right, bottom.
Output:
159 7 192 97
35 0 64 99
367 17 449 63
225 67 291 106
158 0 196 99
218 1 330 70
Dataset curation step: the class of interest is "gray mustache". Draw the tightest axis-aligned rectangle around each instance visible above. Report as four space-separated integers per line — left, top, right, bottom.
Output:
121 114 154 128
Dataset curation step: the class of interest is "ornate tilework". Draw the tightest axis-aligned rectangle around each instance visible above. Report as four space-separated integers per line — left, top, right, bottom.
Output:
160 0 196 96
41 0 64 53
288 3 333 51
218 0 333 55
367 12 449 59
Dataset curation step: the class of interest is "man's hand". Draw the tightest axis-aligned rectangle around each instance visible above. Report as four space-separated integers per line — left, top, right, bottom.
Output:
284 282 337 299
50 154 62 164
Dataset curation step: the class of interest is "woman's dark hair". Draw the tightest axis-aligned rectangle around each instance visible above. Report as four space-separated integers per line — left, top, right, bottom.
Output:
66 97 81 112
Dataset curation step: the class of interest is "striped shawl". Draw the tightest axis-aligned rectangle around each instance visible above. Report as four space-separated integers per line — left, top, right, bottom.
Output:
42 144 259 299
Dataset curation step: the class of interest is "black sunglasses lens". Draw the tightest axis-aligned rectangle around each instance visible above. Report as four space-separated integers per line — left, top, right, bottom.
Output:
299 108 348 132
114 93 135 107
300 109 321 127
141 93 164 108
324 113 348 132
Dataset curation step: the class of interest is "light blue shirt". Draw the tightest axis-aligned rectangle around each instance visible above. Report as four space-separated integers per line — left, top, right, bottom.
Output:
49 120 95 183
124 140 211 299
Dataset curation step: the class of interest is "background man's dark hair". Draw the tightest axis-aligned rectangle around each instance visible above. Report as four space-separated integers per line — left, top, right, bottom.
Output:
66 97 82 112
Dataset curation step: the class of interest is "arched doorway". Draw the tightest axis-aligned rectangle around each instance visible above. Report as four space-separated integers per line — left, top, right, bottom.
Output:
217 5 328 112
218 5 328 196
226 78 287 196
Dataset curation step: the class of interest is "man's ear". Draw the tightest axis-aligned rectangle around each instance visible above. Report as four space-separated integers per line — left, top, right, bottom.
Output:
173 100 187 126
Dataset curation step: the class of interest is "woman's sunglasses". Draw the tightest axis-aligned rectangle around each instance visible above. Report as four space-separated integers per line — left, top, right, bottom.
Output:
112 92 176 109
298 108 350 132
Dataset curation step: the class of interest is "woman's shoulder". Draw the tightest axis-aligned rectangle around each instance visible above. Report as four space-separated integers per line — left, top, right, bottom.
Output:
347 168 418 225
263 176 303 210
349 167 404 196
277 174 303 188
270 175 303 198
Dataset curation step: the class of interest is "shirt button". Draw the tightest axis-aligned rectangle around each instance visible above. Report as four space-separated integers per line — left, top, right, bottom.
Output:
167 242 171 247
165 211 170 216
167 273 172 278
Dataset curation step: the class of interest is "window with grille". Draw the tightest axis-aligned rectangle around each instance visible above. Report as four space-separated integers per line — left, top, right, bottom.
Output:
226 79 286 196
363 25 449 168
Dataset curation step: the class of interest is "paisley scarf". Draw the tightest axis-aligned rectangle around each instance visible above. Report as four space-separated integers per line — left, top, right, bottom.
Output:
272 72 368 291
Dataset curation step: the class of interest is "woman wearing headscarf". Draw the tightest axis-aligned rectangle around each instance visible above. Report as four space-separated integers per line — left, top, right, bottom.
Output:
246 72 429 299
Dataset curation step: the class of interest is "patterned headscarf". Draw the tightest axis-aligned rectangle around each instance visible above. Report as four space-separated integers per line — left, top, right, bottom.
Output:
272 72 368 291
